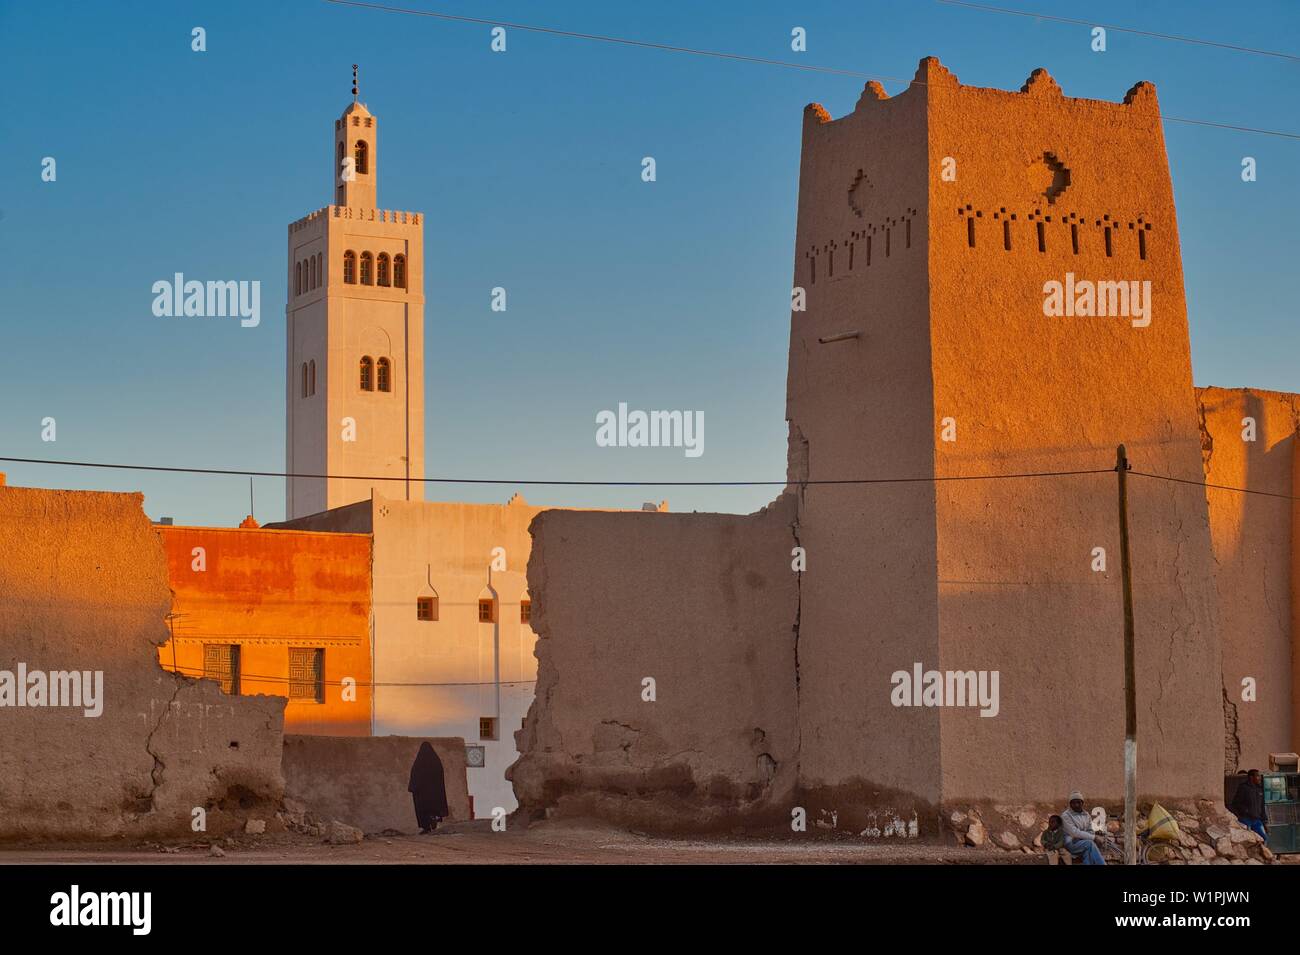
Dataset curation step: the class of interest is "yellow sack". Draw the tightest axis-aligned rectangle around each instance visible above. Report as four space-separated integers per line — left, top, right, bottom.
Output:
1141 802 1180 843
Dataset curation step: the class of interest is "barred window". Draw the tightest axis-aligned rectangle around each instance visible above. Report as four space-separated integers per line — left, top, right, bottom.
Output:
377 253 390 287
479 717 498 741
393 254 406 289
520 599 531 624
360 252 373 285
360 356 373 391
478 598 495 623
203 643 240 695
417 595 438 621
377 357 391 393
343 250 356 284
355 139 369 175
289 648 324 703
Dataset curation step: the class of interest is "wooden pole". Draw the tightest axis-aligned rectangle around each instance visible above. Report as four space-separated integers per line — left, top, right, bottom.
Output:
1116 444 1137 866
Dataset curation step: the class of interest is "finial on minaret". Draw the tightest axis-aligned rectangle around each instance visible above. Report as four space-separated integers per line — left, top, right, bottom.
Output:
352 63 359 101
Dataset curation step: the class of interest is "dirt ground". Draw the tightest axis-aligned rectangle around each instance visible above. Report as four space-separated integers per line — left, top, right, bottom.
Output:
5 819 1296 865
0 818 1037 865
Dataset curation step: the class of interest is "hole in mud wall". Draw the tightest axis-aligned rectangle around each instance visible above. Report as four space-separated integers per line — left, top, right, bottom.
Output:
967 217 975 247
1071 222 1079 254
218 785 262 813
1036 221 1045 252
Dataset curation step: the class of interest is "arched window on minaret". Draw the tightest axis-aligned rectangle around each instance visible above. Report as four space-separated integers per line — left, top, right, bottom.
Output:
309 359 316 396
360 356 374 391
301 362 308 398
377 357 391 393
309 255 317 290
377 253 390 287
316 253 324 287
393 254 406 289
355 140 369 176
343 251 356 284
295 262 302 296
360 252 373 285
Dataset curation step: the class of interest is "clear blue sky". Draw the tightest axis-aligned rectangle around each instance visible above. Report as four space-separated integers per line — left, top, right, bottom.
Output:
0 0 1296 524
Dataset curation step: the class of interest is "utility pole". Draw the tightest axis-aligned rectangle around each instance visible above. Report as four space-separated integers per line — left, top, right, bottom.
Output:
1116 444 1137 865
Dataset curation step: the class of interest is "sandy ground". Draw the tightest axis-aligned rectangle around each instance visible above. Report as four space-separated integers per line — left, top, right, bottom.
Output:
0 818 1038 865
5 819 1296 865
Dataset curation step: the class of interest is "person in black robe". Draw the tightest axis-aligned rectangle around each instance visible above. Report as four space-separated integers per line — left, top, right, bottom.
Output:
409 741 449 833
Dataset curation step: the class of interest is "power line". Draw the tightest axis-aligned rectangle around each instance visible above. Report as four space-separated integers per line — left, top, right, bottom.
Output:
322 0 1300 141
321 0 899 81
9 455 1294 499
936 1 1299 63
1131 469 1300 502
0 455 1113 487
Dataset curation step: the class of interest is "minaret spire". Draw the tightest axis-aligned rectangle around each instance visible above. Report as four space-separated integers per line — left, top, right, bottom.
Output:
352 64 359 102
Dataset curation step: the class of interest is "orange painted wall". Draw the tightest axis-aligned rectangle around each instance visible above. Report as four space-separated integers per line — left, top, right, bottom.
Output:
156 525 372 736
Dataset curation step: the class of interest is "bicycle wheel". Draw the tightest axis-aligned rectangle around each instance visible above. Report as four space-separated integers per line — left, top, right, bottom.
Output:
1142 841 1174 864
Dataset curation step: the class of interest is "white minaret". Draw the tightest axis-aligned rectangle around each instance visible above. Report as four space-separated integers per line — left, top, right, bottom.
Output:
285 67 425 519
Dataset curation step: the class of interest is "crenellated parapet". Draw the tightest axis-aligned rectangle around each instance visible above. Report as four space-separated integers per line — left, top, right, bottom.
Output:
289 205 422 233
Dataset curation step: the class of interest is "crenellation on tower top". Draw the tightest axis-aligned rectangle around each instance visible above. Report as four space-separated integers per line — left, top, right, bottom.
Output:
855 80 890 109
1019 67 1063 98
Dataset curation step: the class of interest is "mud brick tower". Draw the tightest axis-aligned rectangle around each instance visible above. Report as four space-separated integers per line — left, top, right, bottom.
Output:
786 57 1222 820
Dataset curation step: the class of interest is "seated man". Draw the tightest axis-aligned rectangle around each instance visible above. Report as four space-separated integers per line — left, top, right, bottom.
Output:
1228 769 1268 841
1061 790 1106 865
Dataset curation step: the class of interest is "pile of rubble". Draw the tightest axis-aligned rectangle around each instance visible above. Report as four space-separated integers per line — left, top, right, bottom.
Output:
277 799 364 844
949 800 1277 864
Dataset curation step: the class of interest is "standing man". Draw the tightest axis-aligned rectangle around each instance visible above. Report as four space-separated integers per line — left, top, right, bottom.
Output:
1229 769 1268 841
1062 790 1107 865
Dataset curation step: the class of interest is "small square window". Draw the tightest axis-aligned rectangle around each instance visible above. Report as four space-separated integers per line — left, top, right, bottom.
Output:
417 595 438 621
479 717 498 741
520 600 531 624
478 599 495 623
